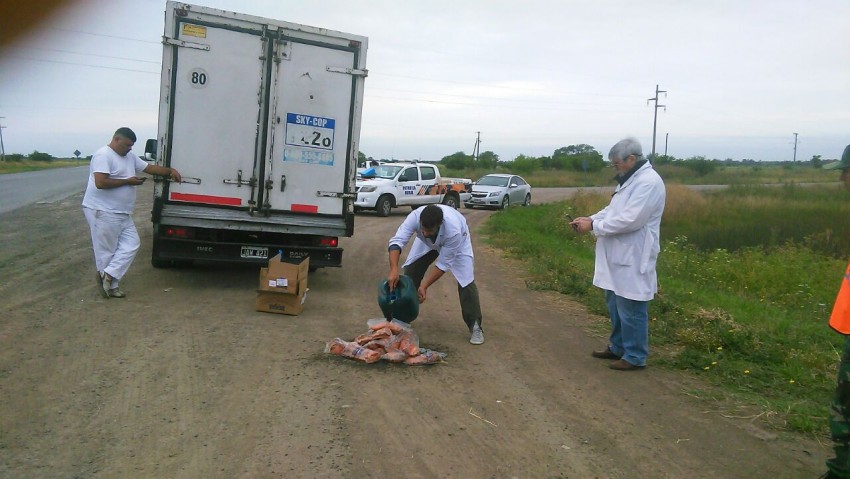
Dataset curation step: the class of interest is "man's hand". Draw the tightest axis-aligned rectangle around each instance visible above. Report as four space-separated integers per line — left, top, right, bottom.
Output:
417 285 427 303
387 267 400 291
127 176 146 186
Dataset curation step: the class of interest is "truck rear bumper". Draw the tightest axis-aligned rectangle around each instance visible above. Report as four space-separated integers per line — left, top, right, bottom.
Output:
153 237 343 267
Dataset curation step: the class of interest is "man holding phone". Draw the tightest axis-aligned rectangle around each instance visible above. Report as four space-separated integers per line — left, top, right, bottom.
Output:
82 127 181 298
570 138 666 371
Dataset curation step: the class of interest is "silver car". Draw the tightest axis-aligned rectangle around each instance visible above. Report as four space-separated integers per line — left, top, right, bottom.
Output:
464 173 532 209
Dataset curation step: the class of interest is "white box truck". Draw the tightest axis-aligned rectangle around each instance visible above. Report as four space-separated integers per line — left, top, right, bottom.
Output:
144 2 367 269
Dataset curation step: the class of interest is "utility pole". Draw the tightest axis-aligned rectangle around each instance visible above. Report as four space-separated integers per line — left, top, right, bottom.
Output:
647 84 667 161
664 133 669 156
0 116 6 162
472 131 481 164
792 132 799 162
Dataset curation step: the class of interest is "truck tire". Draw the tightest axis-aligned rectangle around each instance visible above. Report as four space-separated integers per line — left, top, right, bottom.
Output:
500 195 510 210
442 192 460 209
376 195 393 217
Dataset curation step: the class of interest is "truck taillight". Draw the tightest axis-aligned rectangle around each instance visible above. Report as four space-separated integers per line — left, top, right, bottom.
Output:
164 227 194 239
320 237 338 247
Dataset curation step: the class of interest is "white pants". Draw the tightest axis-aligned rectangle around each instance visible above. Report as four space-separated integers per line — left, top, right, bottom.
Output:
83 207 140 286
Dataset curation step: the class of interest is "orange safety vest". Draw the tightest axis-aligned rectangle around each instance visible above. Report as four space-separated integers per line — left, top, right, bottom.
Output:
830 261 850 334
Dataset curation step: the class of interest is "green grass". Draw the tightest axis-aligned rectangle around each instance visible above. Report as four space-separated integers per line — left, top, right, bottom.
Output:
0 159 84 174
482 185 849 436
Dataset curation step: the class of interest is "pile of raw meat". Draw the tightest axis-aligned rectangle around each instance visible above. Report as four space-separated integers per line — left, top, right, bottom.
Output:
325 318 446 365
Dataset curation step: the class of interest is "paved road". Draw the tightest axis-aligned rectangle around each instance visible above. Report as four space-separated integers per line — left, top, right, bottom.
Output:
0 165 90 214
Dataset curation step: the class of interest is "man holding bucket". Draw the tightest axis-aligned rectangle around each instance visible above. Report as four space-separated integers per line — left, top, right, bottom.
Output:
387 204 484 345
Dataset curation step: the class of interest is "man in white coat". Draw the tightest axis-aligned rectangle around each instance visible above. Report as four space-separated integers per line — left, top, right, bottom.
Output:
571 138 666 370
387 204 484 344
82 127 181 298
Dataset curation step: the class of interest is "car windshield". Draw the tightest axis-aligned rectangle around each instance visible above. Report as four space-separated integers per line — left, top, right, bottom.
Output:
476 175 509 187
364 165 402 179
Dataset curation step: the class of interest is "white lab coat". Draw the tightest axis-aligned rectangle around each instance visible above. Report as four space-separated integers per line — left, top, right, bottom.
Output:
388 205 475 287
590 161 666 301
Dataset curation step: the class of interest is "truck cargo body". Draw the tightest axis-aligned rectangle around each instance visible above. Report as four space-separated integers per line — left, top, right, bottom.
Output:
148 2 367 268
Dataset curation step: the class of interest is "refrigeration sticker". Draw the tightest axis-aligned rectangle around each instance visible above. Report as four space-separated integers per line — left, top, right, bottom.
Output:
285 113 335 151
181 24 207 39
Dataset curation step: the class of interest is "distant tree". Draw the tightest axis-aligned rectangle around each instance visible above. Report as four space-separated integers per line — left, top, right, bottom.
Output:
5 153 25 162
357 151 367 163
682 156 717 176
811 154 823 169
552 144 604 172
651 154 676 165
504 154 539 174
552 144 597 157
476 150 499 169
440 151 472 170
29 150 54 162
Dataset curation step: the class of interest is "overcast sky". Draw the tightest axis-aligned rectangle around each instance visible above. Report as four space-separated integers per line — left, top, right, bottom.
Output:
0 0 848 163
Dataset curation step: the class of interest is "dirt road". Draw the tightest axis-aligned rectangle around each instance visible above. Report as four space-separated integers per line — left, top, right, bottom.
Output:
0 184 826 478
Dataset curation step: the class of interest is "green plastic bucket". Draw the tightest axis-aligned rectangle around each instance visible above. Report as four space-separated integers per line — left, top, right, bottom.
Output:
378 275 419 323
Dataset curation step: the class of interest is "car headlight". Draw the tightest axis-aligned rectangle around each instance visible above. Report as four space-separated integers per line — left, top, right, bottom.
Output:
359 185 377 192
488 191 501 197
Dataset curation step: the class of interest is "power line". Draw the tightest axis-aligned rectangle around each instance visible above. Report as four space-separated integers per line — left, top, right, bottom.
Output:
0 55 159 74
17 46 160 64
53 27 160 44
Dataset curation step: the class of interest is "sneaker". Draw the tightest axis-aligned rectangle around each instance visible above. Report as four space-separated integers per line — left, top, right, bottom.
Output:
96 271 109 298
108 287 126 299
469 324 484 345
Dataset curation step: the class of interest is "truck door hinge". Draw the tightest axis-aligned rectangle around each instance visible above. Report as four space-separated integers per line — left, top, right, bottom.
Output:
223 169 255 187
279 175 286 192
162 36 211 51
326 66 368 77
317 191 356 199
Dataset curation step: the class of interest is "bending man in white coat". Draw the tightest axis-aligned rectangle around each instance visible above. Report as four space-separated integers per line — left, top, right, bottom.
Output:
387 204 484 345
570 138 666 371
82 127 181 299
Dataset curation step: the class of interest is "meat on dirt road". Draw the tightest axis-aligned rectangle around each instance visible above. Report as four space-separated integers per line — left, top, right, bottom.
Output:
0 183 825 478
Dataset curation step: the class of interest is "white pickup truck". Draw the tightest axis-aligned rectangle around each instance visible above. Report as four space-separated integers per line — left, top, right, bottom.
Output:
354 162 472 216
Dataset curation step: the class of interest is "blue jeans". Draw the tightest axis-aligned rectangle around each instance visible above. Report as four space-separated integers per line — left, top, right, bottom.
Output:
605 290 649 366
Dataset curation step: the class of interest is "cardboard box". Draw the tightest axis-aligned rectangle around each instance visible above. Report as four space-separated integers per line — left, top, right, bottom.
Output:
255 278 309 315
258 254 309 295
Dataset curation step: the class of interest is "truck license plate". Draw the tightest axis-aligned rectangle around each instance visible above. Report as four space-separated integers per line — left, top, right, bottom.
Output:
240 246 268 259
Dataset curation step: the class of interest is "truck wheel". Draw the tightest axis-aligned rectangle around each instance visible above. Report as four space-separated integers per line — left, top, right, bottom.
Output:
500 195 510 209
376 195 393 217
442 193 459 209
523 194 531 206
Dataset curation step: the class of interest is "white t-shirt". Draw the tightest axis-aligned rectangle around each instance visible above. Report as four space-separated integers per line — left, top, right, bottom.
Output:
81 145 148 214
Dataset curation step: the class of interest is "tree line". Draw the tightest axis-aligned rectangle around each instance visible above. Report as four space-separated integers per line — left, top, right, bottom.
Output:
360 147 829 177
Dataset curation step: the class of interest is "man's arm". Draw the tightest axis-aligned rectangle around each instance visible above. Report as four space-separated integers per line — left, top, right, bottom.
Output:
417 266 445 303
388 247 402 290
93 172 144 189
143 164 182 182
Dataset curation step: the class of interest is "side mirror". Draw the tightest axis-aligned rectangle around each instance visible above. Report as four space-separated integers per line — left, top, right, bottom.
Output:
144 138 157 161
509 183 518 188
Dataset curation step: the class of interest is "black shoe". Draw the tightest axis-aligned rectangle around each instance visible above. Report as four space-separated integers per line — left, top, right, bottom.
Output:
591 348 621 360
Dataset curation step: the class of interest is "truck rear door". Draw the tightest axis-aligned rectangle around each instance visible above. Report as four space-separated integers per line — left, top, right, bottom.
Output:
263 38 362 215
165 20 264 209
